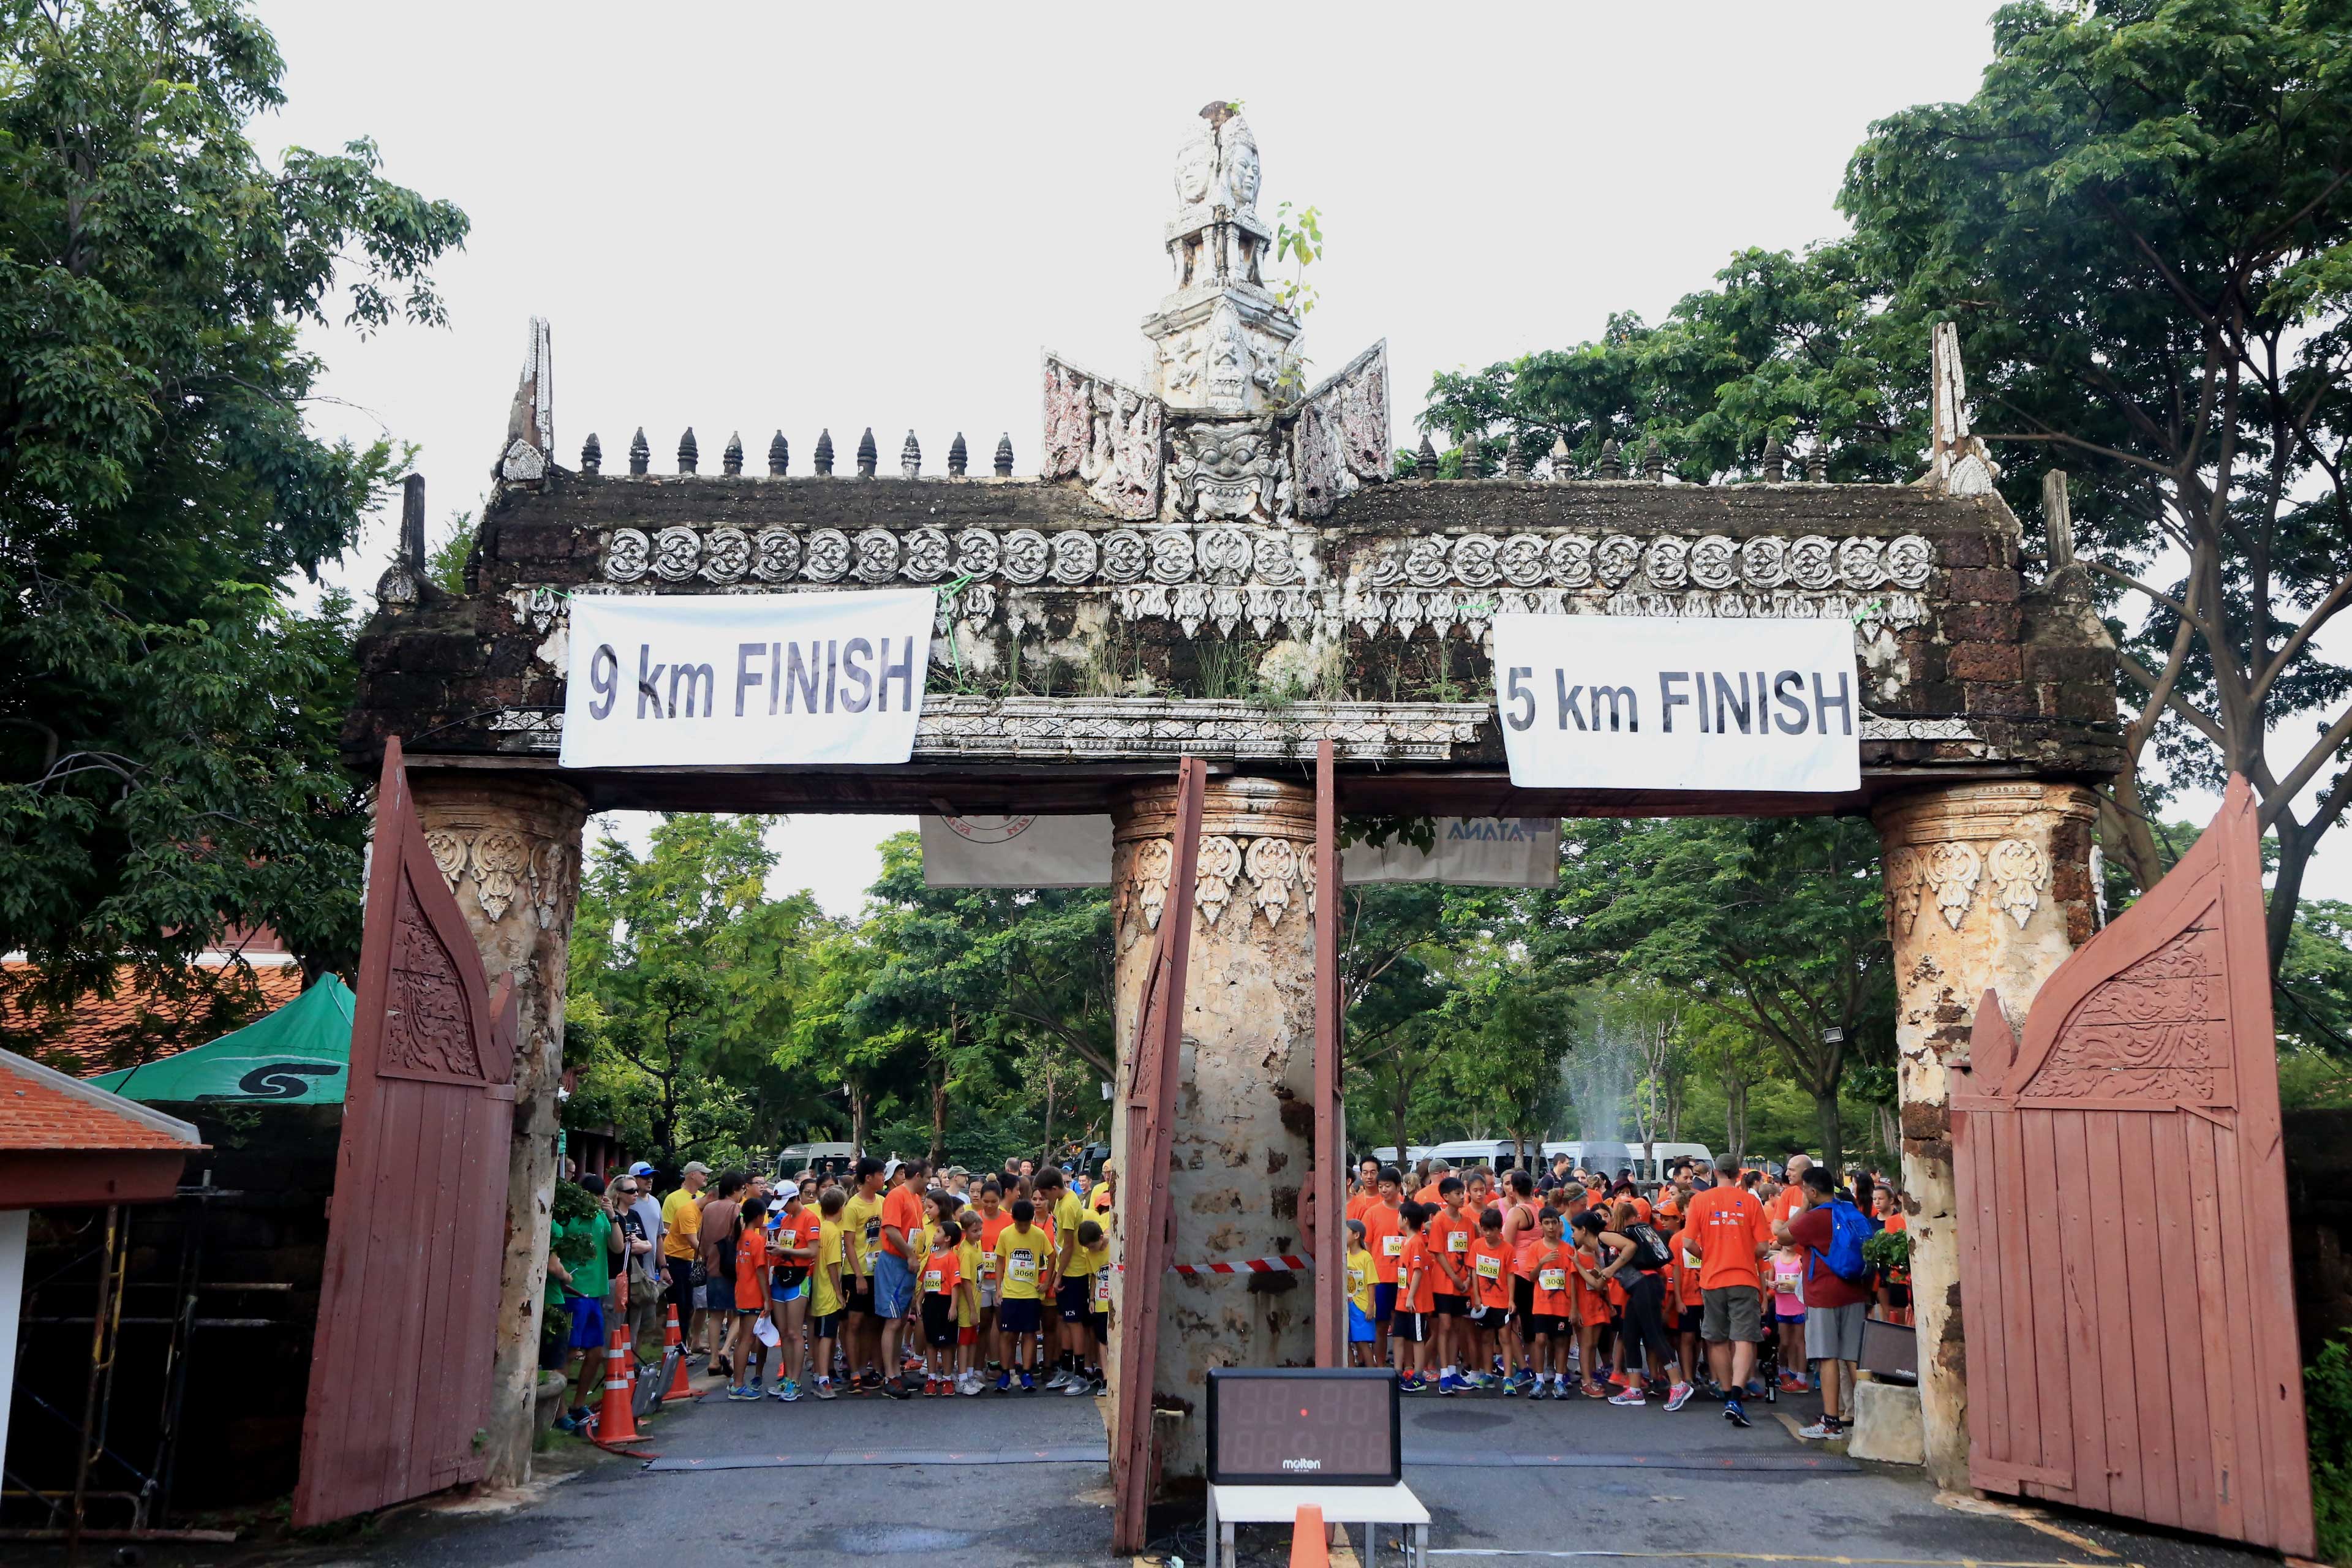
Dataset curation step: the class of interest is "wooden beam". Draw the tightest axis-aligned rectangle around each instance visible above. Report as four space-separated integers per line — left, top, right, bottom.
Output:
1110 756 1205 1556
1312 741 1345 1368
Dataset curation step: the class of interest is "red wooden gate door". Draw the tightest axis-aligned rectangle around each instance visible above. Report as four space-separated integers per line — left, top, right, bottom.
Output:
1951 778 2313 1556
293 738 520 1526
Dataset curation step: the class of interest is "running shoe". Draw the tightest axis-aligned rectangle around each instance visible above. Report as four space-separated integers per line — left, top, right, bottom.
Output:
1797 1418 1844 1441
1019 1371 1036 1393
1500 1374 1521 1397
1745 1378 1767 1398
995 1371 1012 1393
1401 1373 1429 1394
1064 1373 1092 1396
1779 1372 1807 1393
1089 1374 1107 1395
922 1376 939 1397
813 1377 838 1401
1439 1373 1472 1395
771 1378 800 1402
726 1384 759 1401
747 1376 763 1395
883 1376 913 1400
1583 1380 1611 1399
1724 1397 1752 1428
1608 1389 1648 1407
1046 1368 1073 1391
1664 1382 1695 1413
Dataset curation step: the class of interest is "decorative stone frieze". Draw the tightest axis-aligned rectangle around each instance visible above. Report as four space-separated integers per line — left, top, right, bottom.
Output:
1041 353 1164 520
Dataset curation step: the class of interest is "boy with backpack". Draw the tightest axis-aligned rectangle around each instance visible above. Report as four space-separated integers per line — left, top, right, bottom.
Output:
1774 1166 1872 1440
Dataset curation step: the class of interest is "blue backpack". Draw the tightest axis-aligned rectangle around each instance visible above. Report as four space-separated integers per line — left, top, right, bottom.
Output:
1815 1198 1872 1285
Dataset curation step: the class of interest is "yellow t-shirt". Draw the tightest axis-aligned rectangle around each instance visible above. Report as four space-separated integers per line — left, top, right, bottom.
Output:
1346 1248 1375 1315
1054 1191 1088 1276
842 1190 884 1278
956 1239 983 1327
660 1189 702 1260
1090 1242 1112 1314
810 1218 846 1319
995 1224 1048 1301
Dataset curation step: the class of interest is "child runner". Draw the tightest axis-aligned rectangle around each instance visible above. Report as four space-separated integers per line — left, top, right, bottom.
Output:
1041 1169 1091 1392
727 1194 771 1400
767 1186 819 1401
1500 1170 1542 1395
955 1207 986 1395
1362 1168 1406 1364
1569 1212 1615 1398
1770 1234 1809 1392
840 1158 887 1392
809 1186 848 1400
918 1214 965 1396
1069 1219 1108 1395
1427 1177 1473 1393
976 1182 1012 1382
1344 1219 1378 1368
1527 1208 1574 1398
993 1197 1050 1392
1469 1207 1513 1389
1392 1201 1434 1393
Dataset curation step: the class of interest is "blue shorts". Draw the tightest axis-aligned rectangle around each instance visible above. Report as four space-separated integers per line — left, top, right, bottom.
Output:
565 1292 606 1351
872 1251 916 1319
1373 1283 1396 1324
771 1272 807 1302
1348 1302 1377 1344
999 1297 1042 1336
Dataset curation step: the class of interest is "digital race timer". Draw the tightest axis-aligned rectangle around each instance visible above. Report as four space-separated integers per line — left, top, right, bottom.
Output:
1205 1368 1401 1487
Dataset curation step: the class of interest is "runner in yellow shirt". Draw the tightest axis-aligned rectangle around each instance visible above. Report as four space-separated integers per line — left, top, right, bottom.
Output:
808 1188 848 1400
991 1198 1050 1392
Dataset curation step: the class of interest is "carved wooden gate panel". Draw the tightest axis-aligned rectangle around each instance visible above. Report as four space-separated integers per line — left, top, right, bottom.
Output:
1951 778 2312 1556
294 738 519 1526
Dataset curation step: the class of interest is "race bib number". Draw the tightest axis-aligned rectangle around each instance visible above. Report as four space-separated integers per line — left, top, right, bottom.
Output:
1539 1268 1567 1292
1348 1266 1367 1295
1475 1254 1502 1281
864 1219 881 1244
981 1252 999 1280
922 1268 943 1294
1094 1268 1112 1306
1382 1234 1404 1258
1683 1246 1701 1269
1008 1248 1038 1285
1447 1230 1469 1253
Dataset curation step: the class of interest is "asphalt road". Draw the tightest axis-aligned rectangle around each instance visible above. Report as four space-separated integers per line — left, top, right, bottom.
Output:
17 1370 2296 1568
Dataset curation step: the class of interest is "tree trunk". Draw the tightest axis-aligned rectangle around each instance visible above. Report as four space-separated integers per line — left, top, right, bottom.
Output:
2268 822 2312 978
1725 1075 1747 1166
848 1082 868 1158
1042 1060 1057 1163
1390 1090 1409 1167
1812 1087 1844 1182
929 1061 949 1169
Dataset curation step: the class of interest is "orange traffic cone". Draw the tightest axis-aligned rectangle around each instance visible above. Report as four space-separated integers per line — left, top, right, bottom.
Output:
595 1329 641 1442
1289 1504 1330 1568
661 1303 696 1402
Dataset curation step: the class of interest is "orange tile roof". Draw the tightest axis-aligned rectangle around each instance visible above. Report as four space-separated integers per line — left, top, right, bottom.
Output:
0 1050 203 1152
0 961 305 1079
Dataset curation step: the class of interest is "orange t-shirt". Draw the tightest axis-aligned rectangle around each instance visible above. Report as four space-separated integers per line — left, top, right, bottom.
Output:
1574 1246 1616 1325
921 1248 962 1297
1427 1207 1472 1295
880 1184 924 1258
1676 1229 1707 1306
1399 1233 1436 1315
1346 1190 1379 1224
1469 1235 1512 1311
733 1226 769 1311
1768 1183 1807 1232
1363 1202 1406 1284
1529 1242 1573 1319
1413 1183 1445 1207
777 1206 822 1265
1686 1185 1769 1291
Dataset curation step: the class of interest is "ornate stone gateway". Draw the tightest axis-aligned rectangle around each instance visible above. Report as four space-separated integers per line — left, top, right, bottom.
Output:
331 99 2300 1555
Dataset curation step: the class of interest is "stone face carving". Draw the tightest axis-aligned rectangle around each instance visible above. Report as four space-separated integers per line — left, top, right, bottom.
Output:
1168 421 1289 524
470 830 530 922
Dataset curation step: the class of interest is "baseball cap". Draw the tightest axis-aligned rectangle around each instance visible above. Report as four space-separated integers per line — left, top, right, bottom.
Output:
682 1160 712 1176
628 1161 656 1178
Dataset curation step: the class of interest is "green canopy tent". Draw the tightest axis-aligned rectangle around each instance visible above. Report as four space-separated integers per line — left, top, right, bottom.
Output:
89 974 354 1104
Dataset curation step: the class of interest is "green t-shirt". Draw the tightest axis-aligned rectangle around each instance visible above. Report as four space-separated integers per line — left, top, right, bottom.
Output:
550 1210 613 1302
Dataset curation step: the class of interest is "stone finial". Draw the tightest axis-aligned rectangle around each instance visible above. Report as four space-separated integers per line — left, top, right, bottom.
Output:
900 429 921 478
815 429 835 475
1929 320 2000 494
722 431 744 475
948 432 969 477
628 427 650 476
496 316 553 482
1457 432 1482 480
580 432 602 475
1548 434 1572 482
400 472 426 570
1504 434 1529 480
1760 432 1785 482
1806 446 1828 483
1599 438 1623 480
994 433 1014 477
768 431 789 476
1643 440 1665 481
1415 432 1439 477
856 427 878 478
2043 469 2076 568
678 428 699 474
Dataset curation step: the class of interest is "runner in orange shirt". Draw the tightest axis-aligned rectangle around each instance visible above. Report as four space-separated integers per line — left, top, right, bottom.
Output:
1526 1209 1575 1397
1392 1203 1437 1392
1425 1177 1474 1393
1498 1169 1544 1395
1468 1208 1514 1389
1362 1167 1407 1362
1685 1152 1771 1427
1346 1157 1381 1224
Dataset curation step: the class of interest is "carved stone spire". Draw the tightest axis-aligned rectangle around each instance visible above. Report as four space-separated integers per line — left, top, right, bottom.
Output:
900 429 921 478
628 427 650 476
677 428 699 473
1504 434 1529 480
1644 439 1665 482
767 431 789 476
814 429 835 476
496 316 553 482
1142 102 1297 414
994 433 1014 477
1928 321 2000 495
1806 446 1828 483
722 431 744 475
856 427 878 478
375 473 428 607
580 432 601 475
1760 432 1784 482
1550 434 1572 483
948 432 968 477
1416 432 1439 477
1599 438 1623 480
1458 432 1482 480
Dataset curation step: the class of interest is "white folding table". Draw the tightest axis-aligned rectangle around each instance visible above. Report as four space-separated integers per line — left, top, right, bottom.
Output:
1204 1481 1431 1568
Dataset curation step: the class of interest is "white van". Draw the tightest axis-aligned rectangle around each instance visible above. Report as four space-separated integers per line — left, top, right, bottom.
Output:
1542 1140 1714 1182
1366 1145 1432 1169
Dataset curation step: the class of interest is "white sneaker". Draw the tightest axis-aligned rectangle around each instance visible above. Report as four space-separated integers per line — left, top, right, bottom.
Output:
1045 1369 1073 1390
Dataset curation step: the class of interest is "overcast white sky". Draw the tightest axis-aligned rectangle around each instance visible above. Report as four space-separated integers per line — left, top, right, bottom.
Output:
256 0 2348 916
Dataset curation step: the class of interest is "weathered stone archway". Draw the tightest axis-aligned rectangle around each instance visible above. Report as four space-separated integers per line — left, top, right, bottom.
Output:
344 105 2117 1502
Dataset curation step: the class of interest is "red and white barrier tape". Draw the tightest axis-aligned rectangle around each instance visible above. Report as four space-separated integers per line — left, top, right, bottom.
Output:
1115 1254 1315 1276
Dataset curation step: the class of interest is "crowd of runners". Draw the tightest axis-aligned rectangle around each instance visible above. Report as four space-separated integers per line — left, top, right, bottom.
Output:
545 1144 1910 1443
1341 1149 1910 1441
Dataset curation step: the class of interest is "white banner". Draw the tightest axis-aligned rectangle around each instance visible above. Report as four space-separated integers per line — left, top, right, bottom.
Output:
1491 614 1860 793
920 815 1114 889
1343 818 1558 886
560 590 933 768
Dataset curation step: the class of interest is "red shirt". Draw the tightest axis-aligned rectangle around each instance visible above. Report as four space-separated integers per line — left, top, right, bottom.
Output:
1363 1202 1406 1284
733 1227 769 1311
880 1184 924 1258
1785 1202 1868 1310
1427 1207 1473 1295
1398 1233 1436 1314
1469 1235 1512 1311
921 1248 963 1298
1529 1241 1574 1319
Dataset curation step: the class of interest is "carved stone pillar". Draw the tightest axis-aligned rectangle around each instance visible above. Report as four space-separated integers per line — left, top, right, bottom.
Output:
409 772 587 1488
1871 780 2098 1488
1107 775 1318 1483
